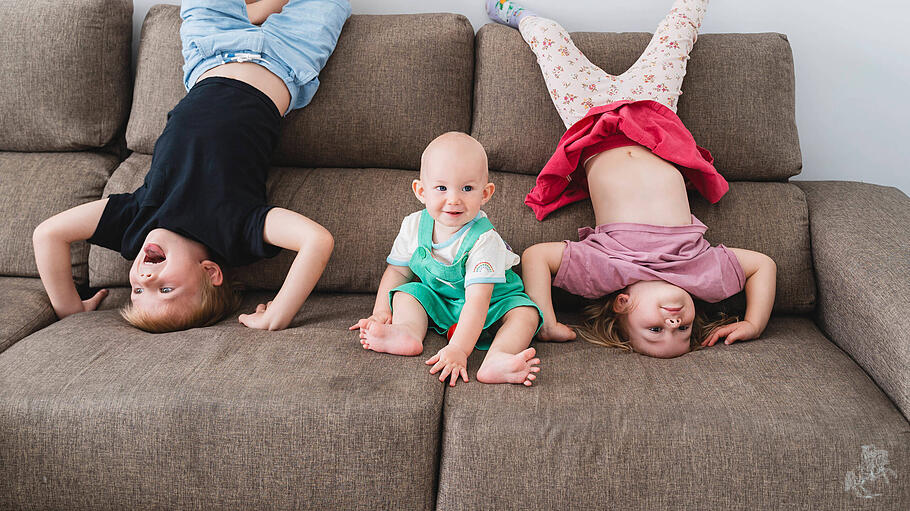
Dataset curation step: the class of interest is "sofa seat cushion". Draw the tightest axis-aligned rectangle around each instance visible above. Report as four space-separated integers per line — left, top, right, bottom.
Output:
0 278 55 354
436 316 909 509
127 6 474 170
90 155 813 314
473 24 801 181
0 293 445 510
0 0 131 151
0 151 120 283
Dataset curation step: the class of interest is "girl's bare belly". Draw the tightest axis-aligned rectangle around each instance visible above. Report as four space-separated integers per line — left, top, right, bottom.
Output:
584 144 692 227
198 62 290 115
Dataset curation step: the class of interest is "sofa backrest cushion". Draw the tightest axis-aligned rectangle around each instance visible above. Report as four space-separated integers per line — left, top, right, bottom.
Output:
472 24 802 181
126 7 474 170
90 157 814 314
0 0 132 152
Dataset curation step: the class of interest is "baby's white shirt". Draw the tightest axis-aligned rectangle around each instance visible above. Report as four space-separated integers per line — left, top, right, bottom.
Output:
386 211 520 287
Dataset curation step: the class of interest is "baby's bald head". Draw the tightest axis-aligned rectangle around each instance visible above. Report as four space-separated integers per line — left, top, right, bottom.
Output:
419 132 489 183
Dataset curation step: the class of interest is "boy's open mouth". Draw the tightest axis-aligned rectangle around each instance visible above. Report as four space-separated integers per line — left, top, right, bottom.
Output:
143 243 166 264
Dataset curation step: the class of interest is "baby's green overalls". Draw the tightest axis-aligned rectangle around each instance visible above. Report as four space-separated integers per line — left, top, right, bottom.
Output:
390 210 543 350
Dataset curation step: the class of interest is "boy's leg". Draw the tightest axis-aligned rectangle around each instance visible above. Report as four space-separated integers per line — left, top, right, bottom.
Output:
360 291 427 356
476 306 541 386
616 0 708 111
518 16 615 128
521 242 577 342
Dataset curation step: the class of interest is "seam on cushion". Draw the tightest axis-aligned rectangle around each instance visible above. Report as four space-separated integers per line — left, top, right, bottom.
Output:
5 300 54 350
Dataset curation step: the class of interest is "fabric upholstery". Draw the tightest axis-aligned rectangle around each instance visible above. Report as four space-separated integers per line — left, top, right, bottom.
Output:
0 278 56 354
89 158 813 313
126 7 474 171
0 151 119 283
437 317 910 510
472 24 801 180
0 293 446 510
797 181 910 418
0 0 131 151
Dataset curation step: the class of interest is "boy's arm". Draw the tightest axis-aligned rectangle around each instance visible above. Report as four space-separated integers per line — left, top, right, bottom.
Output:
703 248 777 346
245 0 289 25
33 199 110 319
238 207 333 331
349 264 414 330
426 283 494 386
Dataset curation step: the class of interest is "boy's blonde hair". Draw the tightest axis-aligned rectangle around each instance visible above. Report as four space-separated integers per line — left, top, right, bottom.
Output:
576 290 737 352
120 272 242 333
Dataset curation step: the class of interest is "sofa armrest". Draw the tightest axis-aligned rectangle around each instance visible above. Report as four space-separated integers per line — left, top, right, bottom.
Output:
796 181 910 418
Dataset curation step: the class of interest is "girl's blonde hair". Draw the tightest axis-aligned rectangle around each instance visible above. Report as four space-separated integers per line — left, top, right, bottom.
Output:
121 271 242 333
576 289 737 353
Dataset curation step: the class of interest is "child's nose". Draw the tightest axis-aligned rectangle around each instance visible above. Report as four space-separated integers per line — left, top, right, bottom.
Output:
665 317 681 328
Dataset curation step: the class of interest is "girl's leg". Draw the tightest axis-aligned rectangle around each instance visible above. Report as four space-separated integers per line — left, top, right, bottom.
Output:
476 306 542 386
521 242 577 342
360 292 427 356
614 0 708 111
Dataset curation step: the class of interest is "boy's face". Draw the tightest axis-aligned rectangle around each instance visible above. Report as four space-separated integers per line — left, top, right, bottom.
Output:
414 136 494 235
618 280 696 359
128 228 221 319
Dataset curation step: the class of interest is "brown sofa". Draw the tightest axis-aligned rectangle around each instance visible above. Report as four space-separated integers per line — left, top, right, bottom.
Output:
1 1 907 509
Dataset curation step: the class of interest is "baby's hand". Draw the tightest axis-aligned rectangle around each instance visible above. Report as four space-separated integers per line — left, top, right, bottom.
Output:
426 345 470 387
239 301 284 331
702 320 760 347
349 311 392 331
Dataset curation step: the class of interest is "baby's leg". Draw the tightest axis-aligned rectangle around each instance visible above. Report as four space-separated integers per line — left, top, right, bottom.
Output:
476 306 541 386
616 0 708 111
521 242 577 342
360 292 427 356
519 16 616 128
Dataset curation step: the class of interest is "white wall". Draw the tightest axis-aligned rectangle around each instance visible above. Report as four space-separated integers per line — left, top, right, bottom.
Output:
132 0 909 194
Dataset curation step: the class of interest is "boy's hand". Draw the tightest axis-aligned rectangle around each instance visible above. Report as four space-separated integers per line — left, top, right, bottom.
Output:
349 311 391 331
81 289 109 313
426 345 470 387
702 320 760 347
239 301 286 331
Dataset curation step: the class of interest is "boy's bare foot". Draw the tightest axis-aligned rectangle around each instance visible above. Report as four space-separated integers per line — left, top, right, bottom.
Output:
477 348 541 386
360 321 423 356
537 321 577 342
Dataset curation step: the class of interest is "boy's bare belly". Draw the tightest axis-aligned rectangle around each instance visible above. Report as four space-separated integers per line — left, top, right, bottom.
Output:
198 62 290 115
584 145 692 227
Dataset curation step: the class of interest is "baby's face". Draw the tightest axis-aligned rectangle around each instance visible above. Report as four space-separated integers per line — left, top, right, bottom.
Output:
128 228 208 319
416 141 492 234
620 280 696 358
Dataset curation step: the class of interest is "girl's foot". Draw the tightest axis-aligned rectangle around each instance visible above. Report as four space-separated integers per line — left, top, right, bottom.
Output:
477 348 541 386
360 321 423 356
485 0 536 29
537 321 577 342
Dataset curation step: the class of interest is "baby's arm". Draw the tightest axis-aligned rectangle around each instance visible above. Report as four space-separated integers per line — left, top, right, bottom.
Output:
426 283 494 386
349 264 414 330
703 248 777 346
238 207 333 331
521 242 577 341
33 199 110 319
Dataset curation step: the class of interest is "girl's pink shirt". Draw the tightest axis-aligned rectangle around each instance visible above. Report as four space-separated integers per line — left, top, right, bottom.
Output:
525 100 730 221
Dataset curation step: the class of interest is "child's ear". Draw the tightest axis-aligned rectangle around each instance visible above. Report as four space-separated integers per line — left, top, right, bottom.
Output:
412 179 426 204
481 182 495 205
201 260 223 287
614 293 630 313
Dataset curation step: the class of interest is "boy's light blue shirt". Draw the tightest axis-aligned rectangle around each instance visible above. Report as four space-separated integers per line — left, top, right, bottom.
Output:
180 0 351 114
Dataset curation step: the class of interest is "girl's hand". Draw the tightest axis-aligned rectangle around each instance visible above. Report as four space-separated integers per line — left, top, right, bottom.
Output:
426 345 470 387
349 311 392 331
702 320 760 347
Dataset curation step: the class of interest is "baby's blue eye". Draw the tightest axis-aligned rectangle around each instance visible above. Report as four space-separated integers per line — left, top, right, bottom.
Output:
435 185 447 192
462 185 473 192
133 288 143 295
160 287 173 294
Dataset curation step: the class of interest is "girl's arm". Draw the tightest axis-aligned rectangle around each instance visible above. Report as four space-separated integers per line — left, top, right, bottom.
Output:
703 248 777 346
521 242 576 341
349 264 414 330
426 283 494 386
238 207 333 331
33 199 110 319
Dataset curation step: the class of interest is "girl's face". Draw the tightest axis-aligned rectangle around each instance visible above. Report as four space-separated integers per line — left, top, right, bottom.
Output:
617 280 696 358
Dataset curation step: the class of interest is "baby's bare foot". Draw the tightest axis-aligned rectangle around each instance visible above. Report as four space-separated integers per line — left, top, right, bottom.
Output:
537 321 577 342
360 321 423 356
477 348 541 386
